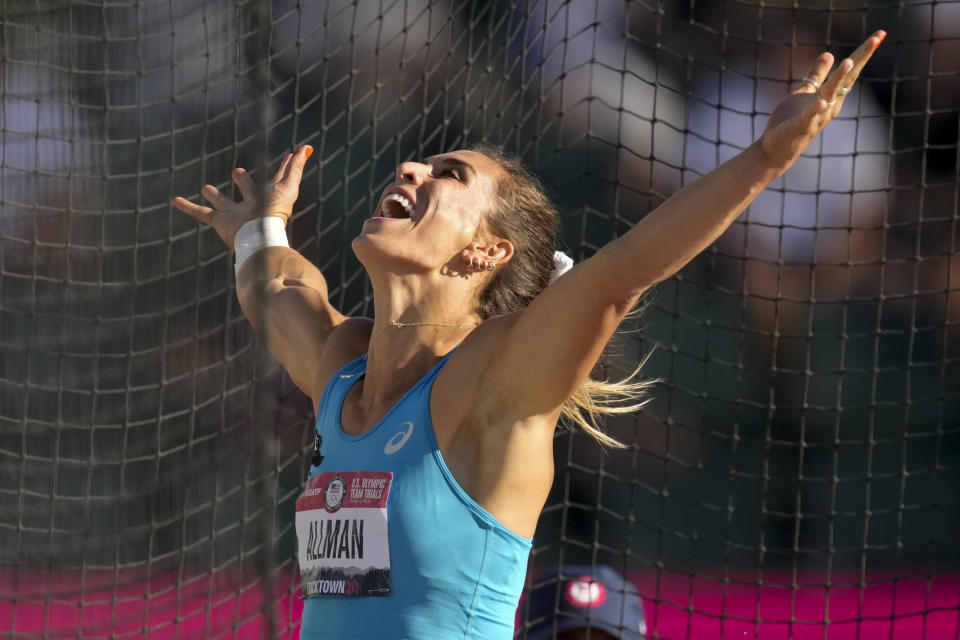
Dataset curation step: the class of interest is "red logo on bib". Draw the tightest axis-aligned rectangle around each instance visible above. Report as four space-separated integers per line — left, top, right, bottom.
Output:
564 576 608 608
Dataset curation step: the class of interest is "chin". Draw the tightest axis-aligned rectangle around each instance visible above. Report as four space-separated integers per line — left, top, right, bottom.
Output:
351 233 375 266
352 229 389 254
351 234 424 275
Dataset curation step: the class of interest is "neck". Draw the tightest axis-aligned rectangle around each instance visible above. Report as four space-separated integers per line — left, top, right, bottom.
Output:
369 267 481 334
357 270 480 406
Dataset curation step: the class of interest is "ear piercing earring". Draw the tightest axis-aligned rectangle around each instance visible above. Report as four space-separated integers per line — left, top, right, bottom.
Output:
465 255 496 271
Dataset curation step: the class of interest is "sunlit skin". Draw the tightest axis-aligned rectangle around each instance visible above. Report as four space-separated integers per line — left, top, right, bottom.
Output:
172 32 886 542
352 151 513 335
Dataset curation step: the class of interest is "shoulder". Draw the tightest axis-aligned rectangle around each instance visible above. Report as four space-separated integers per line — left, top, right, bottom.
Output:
309 317 374 408
447 312 518 373
431 312 523 430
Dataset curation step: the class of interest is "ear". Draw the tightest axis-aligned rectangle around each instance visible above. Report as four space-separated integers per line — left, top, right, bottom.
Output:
476 238 513 267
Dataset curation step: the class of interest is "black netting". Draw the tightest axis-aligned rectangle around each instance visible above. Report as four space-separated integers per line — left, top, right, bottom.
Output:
1 1 958 638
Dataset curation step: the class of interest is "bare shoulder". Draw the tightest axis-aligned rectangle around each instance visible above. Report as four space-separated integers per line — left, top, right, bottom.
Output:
431 313 522 438
309 317 374 409
439 313 516 380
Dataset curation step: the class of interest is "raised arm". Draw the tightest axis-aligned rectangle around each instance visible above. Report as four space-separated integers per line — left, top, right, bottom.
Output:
172 146 350 397
477 32 886 425
601 34 885 297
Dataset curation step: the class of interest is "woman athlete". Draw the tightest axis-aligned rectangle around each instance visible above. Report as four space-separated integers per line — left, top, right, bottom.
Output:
174 32 885 640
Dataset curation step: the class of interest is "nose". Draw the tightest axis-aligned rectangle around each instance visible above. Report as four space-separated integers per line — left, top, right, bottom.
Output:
396 161 429 185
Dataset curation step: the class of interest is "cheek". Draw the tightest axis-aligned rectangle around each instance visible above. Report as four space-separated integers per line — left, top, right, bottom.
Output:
434 204 484 239
460 201 491 235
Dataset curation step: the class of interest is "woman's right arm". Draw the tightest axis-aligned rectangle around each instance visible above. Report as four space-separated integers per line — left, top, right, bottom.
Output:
235 245 348 395
172 145 350 396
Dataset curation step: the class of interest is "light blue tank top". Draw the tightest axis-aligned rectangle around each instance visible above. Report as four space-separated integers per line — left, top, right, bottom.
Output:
297 352 532 639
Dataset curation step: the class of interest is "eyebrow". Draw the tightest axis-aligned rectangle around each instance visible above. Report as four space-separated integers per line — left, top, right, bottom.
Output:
427 155 476 180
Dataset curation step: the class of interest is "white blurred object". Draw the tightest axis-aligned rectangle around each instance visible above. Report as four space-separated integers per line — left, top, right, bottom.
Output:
550 250 574 283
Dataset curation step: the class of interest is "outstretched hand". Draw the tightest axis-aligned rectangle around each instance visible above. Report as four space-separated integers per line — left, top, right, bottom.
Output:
172 145 313 249
759 30 886 171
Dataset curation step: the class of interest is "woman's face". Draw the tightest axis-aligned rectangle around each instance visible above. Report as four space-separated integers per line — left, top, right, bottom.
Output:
352 150 504 274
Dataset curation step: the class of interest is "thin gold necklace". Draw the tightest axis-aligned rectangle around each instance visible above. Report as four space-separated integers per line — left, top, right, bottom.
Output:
390 320 477 328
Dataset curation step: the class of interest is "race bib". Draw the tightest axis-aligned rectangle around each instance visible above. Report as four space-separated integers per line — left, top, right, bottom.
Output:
296 471 393 598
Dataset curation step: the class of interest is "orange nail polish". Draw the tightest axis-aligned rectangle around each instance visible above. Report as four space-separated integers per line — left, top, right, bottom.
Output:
304 146 314 159
877 30 887 42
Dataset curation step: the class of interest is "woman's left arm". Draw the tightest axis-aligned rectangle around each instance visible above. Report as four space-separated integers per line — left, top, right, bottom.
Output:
475 31 886 425
601 32 885 299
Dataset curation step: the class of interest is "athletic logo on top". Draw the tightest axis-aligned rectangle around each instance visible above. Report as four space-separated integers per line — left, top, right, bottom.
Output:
383 421 414 455
324 475 346 512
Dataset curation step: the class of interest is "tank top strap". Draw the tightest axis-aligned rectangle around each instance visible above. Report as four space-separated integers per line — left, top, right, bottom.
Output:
314 354 368 429
419 349 456 388
314 349 456 434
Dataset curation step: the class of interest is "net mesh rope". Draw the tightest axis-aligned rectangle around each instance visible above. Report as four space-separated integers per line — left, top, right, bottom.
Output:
1 0 958 638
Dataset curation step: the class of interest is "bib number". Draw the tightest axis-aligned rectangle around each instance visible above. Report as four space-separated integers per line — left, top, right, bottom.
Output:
296 471 393 598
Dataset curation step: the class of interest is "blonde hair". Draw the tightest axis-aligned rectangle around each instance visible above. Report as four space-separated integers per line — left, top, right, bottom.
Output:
471 144 654 448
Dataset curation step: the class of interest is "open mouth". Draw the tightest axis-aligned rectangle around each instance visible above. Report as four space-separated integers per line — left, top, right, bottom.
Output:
381 193 414 219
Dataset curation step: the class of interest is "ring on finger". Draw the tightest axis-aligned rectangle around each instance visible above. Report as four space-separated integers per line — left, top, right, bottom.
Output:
837 86 851 97
801 76 821 90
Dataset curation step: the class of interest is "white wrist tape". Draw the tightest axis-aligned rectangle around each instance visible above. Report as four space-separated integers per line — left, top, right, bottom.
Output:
234 216 289 273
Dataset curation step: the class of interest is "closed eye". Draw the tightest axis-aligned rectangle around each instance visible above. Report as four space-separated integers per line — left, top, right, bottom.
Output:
438 168 462 181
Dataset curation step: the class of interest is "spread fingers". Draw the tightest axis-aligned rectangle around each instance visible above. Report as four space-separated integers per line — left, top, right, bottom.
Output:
232 167 256 200
798 52 834 93
820 31 886 105
201 184 235 210
172 197 213 222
